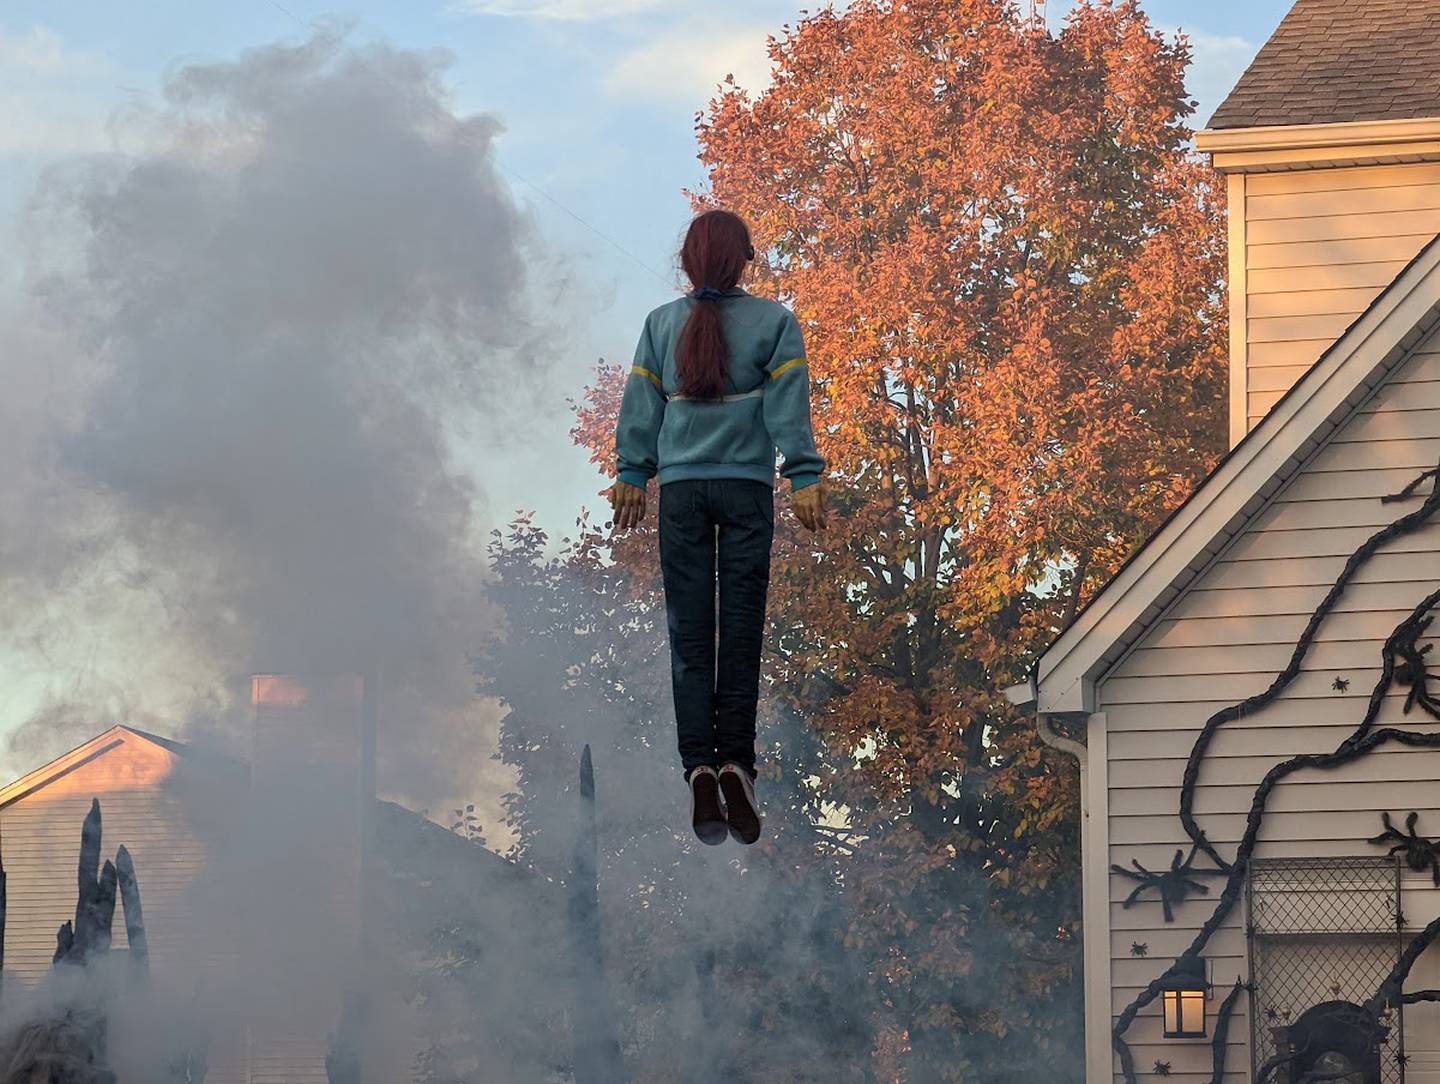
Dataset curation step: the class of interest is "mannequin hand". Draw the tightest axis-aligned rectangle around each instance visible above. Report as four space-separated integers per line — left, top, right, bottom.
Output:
791 478 828 532
610 479 647 530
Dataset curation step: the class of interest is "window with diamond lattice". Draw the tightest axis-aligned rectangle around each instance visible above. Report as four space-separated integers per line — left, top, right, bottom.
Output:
1247 857 1405 1083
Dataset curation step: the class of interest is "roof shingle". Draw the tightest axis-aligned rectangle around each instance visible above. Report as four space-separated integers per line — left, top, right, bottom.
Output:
1207 0 1440 129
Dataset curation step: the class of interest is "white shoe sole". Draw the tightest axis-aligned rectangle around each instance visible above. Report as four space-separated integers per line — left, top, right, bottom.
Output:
718 764 761 844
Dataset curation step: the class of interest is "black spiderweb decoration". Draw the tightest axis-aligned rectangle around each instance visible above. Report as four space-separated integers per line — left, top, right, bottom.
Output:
1108 460 1440 1084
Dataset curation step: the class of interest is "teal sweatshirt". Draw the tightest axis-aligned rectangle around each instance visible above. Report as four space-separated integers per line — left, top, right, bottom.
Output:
615 287 825 491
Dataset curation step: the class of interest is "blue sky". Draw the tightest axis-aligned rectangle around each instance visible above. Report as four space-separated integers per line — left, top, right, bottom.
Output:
1 0 1292 541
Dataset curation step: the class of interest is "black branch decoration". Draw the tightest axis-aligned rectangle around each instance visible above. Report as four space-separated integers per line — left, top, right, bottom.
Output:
1111 845 1226 923
1368 811 1440 885
1209 980 1246 1083
1109 461 1440 1084
1394 617 1438 715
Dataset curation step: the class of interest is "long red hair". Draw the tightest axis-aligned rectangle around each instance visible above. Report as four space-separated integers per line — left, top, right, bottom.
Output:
676 210 752 400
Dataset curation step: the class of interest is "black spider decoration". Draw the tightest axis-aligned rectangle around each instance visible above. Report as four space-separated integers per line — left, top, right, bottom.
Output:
1111 845 1227 923
1393 615 1438 716
1369 812 1440 885
1152 1061 1171 1077
1397 1051 1412 1069
1331 675 1350 692
1130 942 1148 957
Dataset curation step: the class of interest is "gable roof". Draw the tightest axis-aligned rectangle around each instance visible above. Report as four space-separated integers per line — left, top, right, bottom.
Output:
0 728 533 884
1018 230 1440 716
1208 0 1440 131
0 725 198 810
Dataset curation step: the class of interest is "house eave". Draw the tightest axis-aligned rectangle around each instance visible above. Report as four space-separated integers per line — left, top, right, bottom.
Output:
1196 115 1440 172
1002 681 1035 711
0 725 133 810
1033 231 1440 719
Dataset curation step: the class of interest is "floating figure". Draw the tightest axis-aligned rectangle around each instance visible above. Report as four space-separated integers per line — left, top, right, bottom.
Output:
611 209 828 846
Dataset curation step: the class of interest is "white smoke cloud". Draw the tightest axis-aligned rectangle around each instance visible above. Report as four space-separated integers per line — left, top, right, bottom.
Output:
0 27 581 1077
0 22 543 810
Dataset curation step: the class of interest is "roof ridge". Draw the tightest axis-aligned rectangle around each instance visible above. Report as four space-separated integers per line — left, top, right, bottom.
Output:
1208 0 1440 131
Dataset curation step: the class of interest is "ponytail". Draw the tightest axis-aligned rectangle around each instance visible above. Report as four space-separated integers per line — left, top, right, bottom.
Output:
676 210 753 401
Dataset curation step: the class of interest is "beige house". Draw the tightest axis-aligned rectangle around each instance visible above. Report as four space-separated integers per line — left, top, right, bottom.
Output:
1009 1 1440 1081
0 678 559 1081
0 721 334 1081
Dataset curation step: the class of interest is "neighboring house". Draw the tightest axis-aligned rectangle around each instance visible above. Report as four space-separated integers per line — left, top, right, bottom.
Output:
0 684 561 1082
1008 1 1440 1081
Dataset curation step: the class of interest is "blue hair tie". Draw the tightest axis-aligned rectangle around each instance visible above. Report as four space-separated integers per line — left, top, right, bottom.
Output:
692 286 724 302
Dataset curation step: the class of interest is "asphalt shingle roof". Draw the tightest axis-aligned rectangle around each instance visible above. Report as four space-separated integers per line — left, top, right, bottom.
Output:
1207 0 1440 130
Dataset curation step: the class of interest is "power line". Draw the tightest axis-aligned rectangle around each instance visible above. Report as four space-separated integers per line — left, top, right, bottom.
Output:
261 0 675 287
492 159 674 287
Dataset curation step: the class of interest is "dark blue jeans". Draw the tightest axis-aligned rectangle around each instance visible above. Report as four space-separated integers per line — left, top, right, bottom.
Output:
658 477 773 782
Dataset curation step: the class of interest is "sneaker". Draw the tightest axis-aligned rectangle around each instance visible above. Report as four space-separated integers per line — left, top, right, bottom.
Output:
689 766 727 846
718 763 761 845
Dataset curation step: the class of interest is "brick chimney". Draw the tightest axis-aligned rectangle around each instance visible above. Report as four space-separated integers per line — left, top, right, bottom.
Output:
1195 0 1440 447
249 671 376 918
248 671 377 1076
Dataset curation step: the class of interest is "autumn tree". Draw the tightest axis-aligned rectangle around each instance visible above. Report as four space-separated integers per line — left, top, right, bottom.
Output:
488 0 1226 1080
677 0 1227 1077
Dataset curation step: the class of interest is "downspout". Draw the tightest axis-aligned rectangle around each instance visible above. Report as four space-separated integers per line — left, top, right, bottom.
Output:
1007 668 1105 1084
1006 662 1087 766
1036 709 1088 764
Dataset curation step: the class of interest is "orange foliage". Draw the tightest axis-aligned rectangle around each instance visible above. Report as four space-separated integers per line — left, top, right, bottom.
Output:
573 0 1226 1076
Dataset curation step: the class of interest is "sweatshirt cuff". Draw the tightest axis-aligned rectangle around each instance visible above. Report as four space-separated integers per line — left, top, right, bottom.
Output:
617 469 651 489
789 472 821 491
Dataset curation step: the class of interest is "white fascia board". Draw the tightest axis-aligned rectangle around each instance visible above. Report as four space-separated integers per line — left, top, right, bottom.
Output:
1003 681 1035 710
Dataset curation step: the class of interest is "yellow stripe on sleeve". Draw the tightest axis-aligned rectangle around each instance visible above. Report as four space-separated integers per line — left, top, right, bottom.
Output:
769 357 807 380
631 365 663 392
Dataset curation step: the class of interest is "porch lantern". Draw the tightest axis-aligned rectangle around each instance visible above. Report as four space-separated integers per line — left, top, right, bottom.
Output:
1159 957 1209 1039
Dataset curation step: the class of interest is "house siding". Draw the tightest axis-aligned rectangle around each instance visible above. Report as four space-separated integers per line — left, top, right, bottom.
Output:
0 733 338 1083
0 738 219 970
0 736 251 1082
1240 161 1440 433
1098 332 1440 1081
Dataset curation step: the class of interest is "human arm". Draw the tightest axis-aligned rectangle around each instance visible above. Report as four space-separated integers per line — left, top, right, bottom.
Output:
611 316 665 529
762 310 828 530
